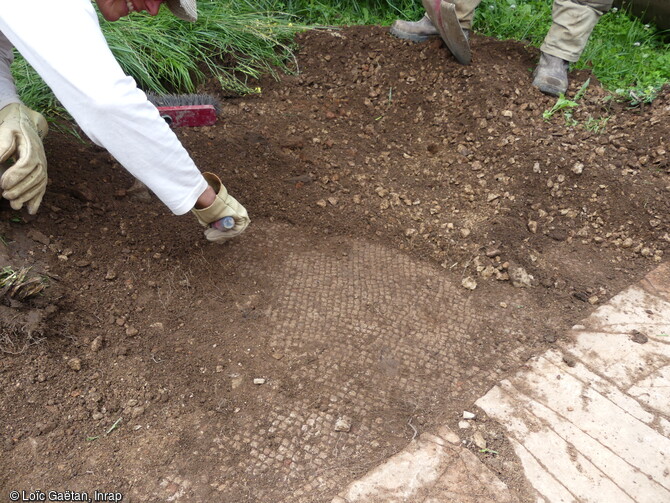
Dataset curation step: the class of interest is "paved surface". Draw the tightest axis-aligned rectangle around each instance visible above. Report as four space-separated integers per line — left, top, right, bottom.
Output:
198 235 535 502
333 426 518 503
231 241 536 503
333 263 670 502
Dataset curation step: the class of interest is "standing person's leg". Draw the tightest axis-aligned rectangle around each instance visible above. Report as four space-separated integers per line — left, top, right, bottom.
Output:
533 0 613 95
454 0 481 31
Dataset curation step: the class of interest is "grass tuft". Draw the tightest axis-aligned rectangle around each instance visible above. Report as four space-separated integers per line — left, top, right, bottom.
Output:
13 1 310 113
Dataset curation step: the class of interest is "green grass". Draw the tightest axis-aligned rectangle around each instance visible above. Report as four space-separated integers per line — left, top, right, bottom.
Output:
13 1 309 114
258 0 421 25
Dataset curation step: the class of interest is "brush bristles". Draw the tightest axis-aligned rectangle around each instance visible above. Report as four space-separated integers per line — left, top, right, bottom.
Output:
146 93 221 113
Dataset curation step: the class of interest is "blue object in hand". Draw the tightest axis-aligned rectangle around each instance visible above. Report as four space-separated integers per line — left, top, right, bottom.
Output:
212 216 235 231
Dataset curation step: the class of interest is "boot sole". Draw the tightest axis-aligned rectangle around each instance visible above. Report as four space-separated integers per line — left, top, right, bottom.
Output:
388 26 438 43
532 76 567 97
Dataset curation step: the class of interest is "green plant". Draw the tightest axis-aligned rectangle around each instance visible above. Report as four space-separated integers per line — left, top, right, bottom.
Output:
583 115 610 133
543 78 611 131
577 7 670 96
258 0 422 25
617 84 663 107
475 0 553 46
543 79 604 129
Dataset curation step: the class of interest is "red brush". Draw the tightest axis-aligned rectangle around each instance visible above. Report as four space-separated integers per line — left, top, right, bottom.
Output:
147 93 220 128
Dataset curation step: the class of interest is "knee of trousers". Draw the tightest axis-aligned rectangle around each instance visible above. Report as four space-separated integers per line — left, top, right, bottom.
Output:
572 0 613 15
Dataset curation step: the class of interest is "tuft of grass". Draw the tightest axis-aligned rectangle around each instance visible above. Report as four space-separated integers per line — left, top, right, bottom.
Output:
13 1 310 113
257 0 421 25
576 6 669 98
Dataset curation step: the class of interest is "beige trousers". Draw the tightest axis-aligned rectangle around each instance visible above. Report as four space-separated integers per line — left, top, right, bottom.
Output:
453 0 612 62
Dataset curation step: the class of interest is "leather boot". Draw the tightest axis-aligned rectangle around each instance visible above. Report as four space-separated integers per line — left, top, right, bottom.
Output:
532 52 569 96
389 14 440 42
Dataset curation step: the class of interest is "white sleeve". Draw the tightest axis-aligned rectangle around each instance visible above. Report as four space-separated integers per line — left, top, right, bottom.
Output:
0 0 208 215
0 30 21 109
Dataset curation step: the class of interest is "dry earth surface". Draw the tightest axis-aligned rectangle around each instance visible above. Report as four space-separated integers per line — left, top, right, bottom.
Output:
1 26 669 502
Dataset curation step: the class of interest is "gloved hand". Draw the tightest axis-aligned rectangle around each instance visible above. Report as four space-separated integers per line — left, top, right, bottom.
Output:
0 103 49 215
191 172 250 243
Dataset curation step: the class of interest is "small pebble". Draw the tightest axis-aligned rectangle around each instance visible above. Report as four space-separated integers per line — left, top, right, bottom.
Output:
473 431 487 449
461 277 477 290
334 417 352 432
90 336 103 352
68 358 82 371
562 355 577 367
458 420 470 429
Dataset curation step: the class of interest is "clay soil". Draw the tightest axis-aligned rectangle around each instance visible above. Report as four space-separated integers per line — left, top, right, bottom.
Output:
1 26 669 502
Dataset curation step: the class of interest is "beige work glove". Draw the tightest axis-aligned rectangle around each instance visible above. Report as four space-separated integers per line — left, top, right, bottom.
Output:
0 103 49 214
191 172 250 243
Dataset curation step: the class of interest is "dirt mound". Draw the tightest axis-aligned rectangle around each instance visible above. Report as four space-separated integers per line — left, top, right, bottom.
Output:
1 26 668 501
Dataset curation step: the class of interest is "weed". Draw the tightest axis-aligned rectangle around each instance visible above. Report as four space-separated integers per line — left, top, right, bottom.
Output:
542 95 579 121
618 84 663 107
583 115 610 133
542 79 610 131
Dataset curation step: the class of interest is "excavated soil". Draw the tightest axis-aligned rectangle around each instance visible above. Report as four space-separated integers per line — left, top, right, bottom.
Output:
1 26 669 502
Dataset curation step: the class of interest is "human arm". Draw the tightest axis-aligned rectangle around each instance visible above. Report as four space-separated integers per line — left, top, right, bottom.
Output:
0 0 207 215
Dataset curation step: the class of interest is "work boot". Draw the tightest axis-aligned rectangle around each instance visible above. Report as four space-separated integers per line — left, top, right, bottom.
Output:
390 14 471 44
532 52 569 96
389 14 440 42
